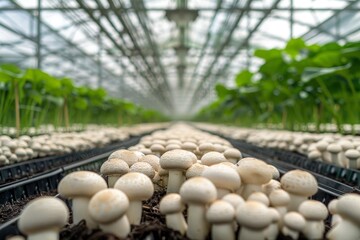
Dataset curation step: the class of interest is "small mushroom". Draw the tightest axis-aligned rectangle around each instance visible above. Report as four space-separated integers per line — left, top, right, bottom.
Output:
198 142 215 155
186 163 208 179
108 149 138 166
327 143 343 166
150 143 165 157
326 193 360 240
201 164 241 198
237 158 272 199
179 177 217 240
130 162 155 179
299 200 328 240
139 154 160 171
328 199 341 227
206 200 235 240
236 201 272 240
58 171 107 228
201 151 228 166
88 189 130 238
282 212 306 240
345 149 360 169
264 208 280 240
160 149 196 193
269 189 290 228
100 158 129 187
18 197 69 240
280 170 318 211
248 192 270 206
262 179 281 196
114 172 154 225
159 193 187 235
223 148 242 164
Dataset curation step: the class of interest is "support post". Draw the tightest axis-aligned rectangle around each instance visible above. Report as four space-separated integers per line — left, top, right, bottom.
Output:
36 0 42 69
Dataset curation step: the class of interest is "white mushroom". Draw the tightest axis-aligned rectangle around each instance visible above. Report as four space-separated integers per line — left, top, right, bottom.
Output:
57 171 107 229
179 177 217 240
114 172 154 225
299 200 328 240
159 193 187 235
206 200 235 240
88 189 130 238
282 212 306 240
100 158 129 187
18 197 69 240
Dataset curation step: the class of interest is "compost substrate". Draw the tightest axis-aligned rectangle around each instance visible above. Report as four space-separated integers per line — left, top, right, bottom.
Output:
0 191 57 223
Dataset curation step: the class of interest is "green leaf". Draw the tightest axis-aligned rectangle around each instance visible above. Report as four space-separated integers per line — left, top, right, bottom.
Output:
285 38 307 58
254 49 282 60
312 51 344 67
215 84 230 99
74 97 88 110
235 70 253 87
302 63 352 82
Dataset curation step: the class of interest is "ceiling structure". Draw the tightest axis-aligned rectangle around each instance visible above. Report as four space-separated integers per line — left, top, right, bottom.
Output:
1 0 359 117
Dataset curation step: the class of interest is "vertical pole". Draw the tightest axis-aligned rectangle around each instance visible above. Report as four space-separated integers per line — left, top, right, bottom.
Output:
97 32 103 88
246 11 250 69
290 0 294 39
335 14 340 39
36 0 42 69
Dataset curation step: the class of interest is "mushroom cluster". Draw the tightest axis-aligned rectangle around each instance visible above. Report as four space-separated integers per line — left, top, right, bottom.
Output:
0 123 166 166
196 123 360 170
15 124 360 240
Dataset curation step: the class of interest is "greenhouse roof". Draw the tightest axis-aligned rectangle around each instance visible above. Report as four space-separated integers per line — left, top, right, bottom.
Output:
1 0 359 116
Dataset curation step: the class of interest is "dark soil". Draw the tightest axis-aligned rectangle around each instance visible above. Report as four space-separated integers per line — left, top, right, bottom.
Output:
0 191 57 224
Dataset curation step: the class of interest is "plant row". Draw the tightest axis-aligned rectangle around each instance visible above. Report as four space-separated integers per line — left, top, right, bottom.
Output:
0 65 167 136
195 39 360 134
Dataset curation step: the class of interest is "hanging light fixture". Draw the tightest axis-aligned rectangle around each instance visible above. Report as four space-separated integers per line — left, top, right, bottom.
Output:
165 8 198 27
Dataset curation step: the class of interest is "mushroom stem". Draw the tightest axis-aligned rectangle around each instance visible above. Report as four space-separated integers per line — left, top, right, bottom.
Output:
212 224 234 240
100 216 130 238
187 204 209 240
238 227 265 240
282 226 300 240
127 200 143 225
241 184 262 199
303 221 324 240
167 170 185 193
107 176 119 188
274 207 287 228
166 213 187 235
348 158 358 169
327 219 360 240
265 223 279 240
72 197 97 229
28 230 58 240
287 194 307 212
217 188 230 199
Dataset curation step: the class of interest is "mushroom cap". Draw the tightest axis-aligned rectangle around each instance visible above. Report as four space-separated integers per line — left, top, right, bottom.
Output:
236 201 272 229
182 142 197 151
222 194 245 209
201 164 241 191
198 142 215 152
327 199 338 215
262 179 281 196
336 193 360 224
186 163 208 179
237 158 272 184
15 148 27 157
299 200 328 221
201 151 228 166
160 149 196 170
108 149 138 166
130 162 155 179
88 189 129 224
18 197 69 234
150 144 165 153
223 148 242 160
139 154 160 171
207 200 235 223
58 171 107 198
100 158 129 176
280 170 318 197
165 143 181 151
267 165 280 179
159 193 185 214
308 150 322 160
138 148 152 155
316 141 328 151
268 207 280 222
114 172 154 201
345 149 360 159
248 192 270 206
283 212 306 231
179 177 217 205
132 151 145 160
327 144 342 153
269 189 290 207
